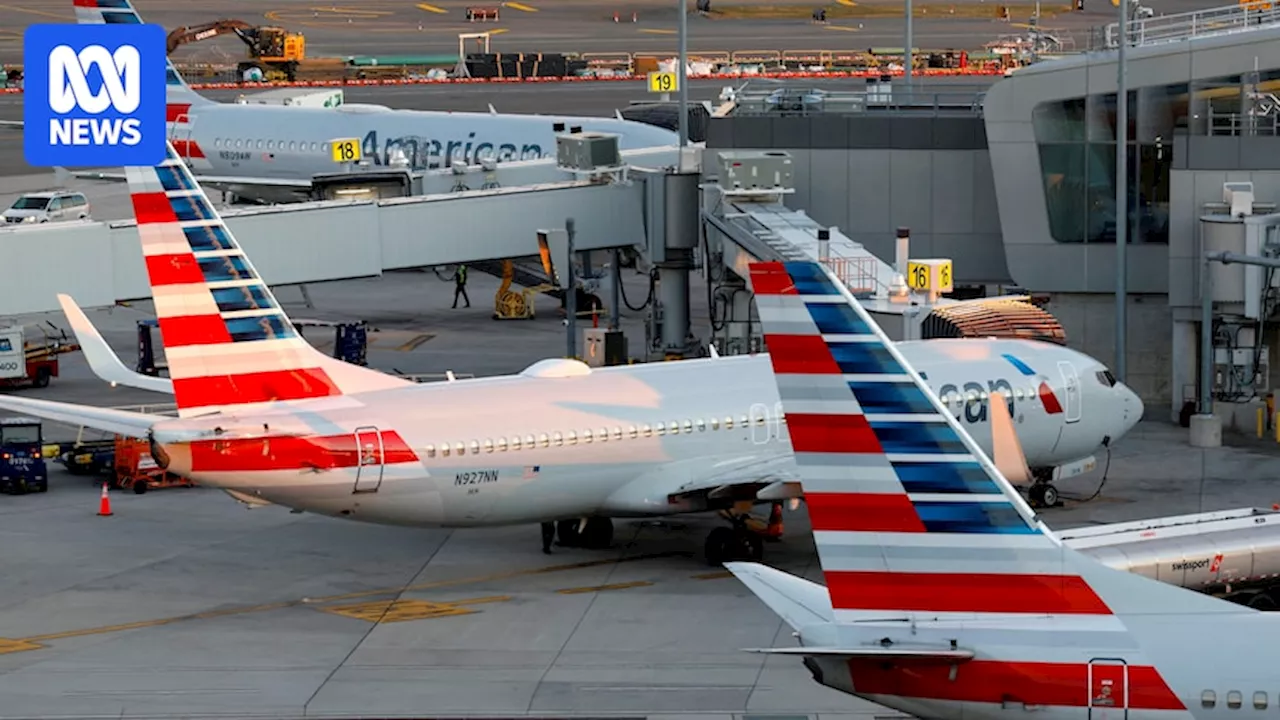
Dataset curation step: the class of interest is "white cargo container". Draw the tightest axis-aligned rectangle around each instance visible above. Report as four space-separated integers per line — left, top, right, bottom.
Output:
235 88 344 108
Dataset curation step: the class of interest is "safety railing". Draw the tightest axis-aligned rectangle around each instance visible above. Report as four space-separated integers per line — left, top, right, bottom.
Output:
823 255 882 298
728 81 991 117
1098 1 1280 49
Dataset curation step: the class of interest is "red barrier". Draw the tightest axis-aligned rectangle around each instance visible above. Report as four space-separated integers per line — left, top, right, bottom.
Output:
0 66 1005 95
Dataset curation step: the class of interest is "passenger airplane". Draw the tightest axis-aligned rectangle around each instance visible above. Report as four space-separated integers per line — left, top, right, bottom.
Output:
728 260 1259 717
0 141 1141 565
65 0 679 203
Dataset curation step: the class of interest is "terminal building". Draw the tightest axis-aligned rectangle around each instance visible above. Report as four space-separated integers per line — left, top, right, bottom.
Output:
704 4 1280 424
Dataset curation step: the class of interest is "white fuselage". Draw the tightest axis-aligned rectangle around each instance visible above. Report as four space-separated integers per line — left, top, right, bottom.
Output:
153 339 1142 528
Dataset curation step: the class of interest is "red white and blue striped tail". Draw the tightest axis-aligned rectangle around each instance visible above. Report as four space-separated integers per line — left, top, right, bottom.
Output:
747 261 1242 624
72 0 211 105
124 141 411 417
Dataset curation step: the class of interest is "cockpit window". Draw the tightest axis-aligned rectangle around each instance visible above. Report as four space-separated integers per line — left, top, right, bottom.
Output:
1096 370 1117 387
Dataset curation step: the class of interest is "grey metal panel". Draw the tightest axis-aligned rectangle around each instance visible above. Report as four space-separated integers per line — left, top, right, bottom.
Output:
1188 137 1241 170
809 115 850 149
889 117 936 150
809 151 852 234
786 149 814 213
1084 243 1167 295
0 223 116 315
379 183 645 269
972 151 1002 236
932 118 983 150
771 117 811 148
705 118 734 149
931 152 975 234
890 152 934 236
847 116 894 148
729 117 773 148
847 150 892 236
1168 256 1198 309
1239 138 1280 170
1172 135 1190 170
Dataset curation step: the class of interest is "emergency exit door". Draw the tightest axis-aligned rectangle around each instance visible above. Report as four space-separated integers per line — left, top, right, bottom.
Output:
352 426 385 493
1088 658 1128 720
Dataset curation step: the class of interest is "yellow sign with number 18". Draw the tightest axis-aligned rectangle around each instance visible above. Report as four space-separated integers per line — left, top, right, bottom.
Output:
330 138 361 163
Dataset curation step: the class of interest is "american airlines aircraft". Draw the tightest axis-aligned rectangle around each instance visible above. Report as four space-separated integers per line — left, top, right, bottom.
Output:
0 141 1141 565
67 0 680 204
728 259 1264 716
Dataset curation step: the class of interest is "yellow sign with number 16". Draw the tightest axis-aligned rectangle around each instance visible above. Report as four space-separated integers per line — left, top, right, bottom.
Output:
906 259 954 293
330 138 361 163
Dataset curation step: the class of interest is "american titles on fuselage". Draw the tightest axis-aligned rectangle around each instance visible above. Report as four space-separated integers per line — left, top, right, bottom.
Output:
362 129 544 169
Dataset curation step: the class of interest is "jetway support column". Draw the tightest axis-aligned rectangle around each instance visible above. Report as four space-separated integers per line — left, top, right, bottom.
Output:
650 170 701 360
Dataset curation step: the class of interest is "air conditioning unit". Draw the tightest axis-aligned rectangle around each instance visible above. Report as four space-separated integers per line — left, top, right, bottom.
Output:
1213 346 1270 393
716 150 794 192
556 132 621 171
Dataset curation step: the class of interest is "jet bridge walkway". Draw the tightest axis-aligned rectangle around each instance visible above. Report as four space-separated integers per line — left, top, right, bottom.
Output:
0 146 687 316
702 149 1066 345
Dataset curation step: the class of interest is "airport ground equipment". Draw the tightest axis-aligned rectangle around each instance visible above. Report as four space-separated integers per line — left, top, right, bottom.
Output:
137 318 369 375
0 324 79 389
0 417 47 495
488 259 556 320
164 19 334 81
113 436 193 495
1063 507 1280 610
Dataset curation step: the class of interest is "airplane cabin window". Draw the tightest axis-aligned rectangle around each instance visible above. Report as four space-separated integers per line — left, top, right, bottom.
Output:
289 141 297 151
483 439 493 453
655 424 666 436
552 432 563 446
1097 370 1117 387
724 416 734 429
682 420 693 433
670 422 680 434
424 444 435 458
582 429 593 443
711 417 720 430
641 424 652 437
525 434 536 448
469 441 480 454
1253 692 1267 709
440 444 450 457
256 139 263 149
566 431 577 445
696 419 706 431
323 143 331 153
497 438 508 452
266 140 274 149
615 427 625 440
1202 691 1217 708
538 433 549 448
600 427 610 441
510 437 521 450
1229 691 1243 709
234 139 243 148
456 442 466 456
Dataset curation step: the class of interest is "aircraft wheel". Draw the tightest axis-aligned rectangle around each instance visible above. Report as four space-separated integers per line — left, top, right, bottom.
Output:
556 519 582 547
1027 484 1046 508
1040 484 1059 507
739 530 764 562
1249 591 1279 611
579 517 614 549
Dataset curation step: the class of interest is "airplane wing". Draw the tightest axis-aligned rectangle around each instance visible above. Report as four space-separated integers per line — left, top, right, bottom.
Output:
66 171 312 190
0 395 163 439
56 294 174 394
606 452 801 514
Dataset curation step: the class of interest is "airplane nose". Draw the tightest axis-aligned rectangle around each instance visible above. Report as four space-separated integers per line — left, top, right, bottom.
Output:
1118 382 1144 436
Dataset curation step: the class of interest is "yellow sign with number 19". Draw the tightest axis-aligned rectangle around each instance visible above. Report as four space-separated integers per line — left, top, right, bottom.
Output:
647 71 679 93
330 138 361 163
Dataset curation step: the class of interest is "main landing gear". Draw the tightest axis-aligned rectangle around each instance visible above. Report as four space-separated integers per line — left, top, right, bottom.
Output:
1027 468 1060 509
554 517 614 549
704 503 785 566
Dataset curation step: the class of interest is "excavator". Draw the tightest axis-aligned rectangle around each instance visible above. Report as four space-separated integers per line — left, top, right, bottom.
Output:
165 20 313 81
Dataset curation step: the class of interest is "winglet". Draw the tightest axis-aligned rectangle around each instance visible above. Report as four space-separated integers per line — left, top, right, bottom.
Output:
56 294 175 395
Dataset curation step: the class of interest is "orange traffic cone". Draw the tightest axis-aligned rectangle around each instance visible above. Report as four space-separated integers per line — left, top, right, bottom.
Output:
613 11 619 21
98 482 113 517
763 501 784 539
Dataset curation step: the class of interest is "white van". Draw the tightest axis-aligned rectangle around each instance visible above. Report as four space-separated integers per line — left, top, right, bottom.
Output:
3 191 91 224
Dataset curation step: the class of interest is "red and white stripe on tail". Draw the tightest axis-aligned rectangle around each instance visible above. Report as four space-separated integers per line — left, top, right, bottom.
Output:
125 141 410 418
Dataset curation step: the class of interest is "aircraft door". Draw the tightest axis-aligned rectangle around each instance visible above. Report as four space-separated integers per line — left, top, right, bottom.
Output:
1087 659 1128 720
750 403 770 445
352 426 385 493
1057 360 1083 423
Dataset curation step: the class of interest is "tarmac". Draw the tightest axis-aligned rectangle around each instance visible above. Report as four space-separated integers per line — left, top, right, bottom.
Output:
3 268 1280 719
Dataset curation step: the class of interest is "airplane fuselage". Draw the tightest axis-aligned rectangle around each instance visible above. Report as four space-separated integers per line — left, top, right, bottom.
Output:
167 100 680 196
154 340 1140 528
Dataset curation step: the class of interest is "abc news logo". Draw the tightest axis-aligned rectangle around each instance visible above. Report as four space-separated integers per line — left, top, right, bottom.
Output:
24 24 166 167
48 45 144 146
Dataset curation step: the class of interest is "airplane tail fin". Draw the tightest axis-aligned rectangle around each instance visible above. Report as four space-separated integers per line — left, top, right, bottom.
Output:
72 0 212 107
124 141 412 418
743 260 1248 626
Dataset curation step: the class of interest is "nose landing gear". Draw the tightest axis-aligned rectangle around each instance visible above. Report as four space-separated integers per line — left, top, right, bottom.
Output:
1026 468 1060 508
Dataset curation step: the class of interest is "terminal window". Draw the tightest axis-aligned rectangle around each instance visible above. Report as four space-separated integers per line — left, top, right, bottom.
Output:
1032 69 1280 244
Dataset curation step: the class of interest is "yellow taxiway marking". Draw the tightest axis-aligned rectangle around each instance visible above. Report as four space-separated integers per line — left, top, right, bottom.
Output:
557 580 654 595
0 638 43 655
416 2 449 13
0 3 69 20
638 28 677 35
824 24 860 31
835 0 858 5
690 570 735 580
394 333 435 352
6 551 687 652
504 1 538 11
323 595 510 623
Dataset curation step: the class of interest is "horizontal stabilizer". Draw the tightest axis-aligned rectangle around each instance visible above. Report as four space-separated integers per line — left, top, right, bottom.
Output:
723 562 833 630
0 395 163 439
57 294 175 395
742 646 975 663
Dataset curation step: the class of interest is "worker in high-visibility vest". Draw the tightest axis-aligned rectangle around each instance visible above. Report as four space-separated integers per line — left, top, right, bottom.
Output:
452 264 471 309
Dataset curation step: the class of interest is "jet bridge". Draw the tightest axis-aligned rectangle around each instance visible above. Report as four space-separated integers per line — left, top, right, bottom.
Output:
0 142 691 316
700 149 1067 355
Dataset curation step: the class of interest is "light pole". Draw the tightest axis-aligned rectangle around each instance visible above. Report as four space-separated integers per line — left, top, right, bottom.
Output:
1114 0 1129 382
904 0 913 81
678 0 689 148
